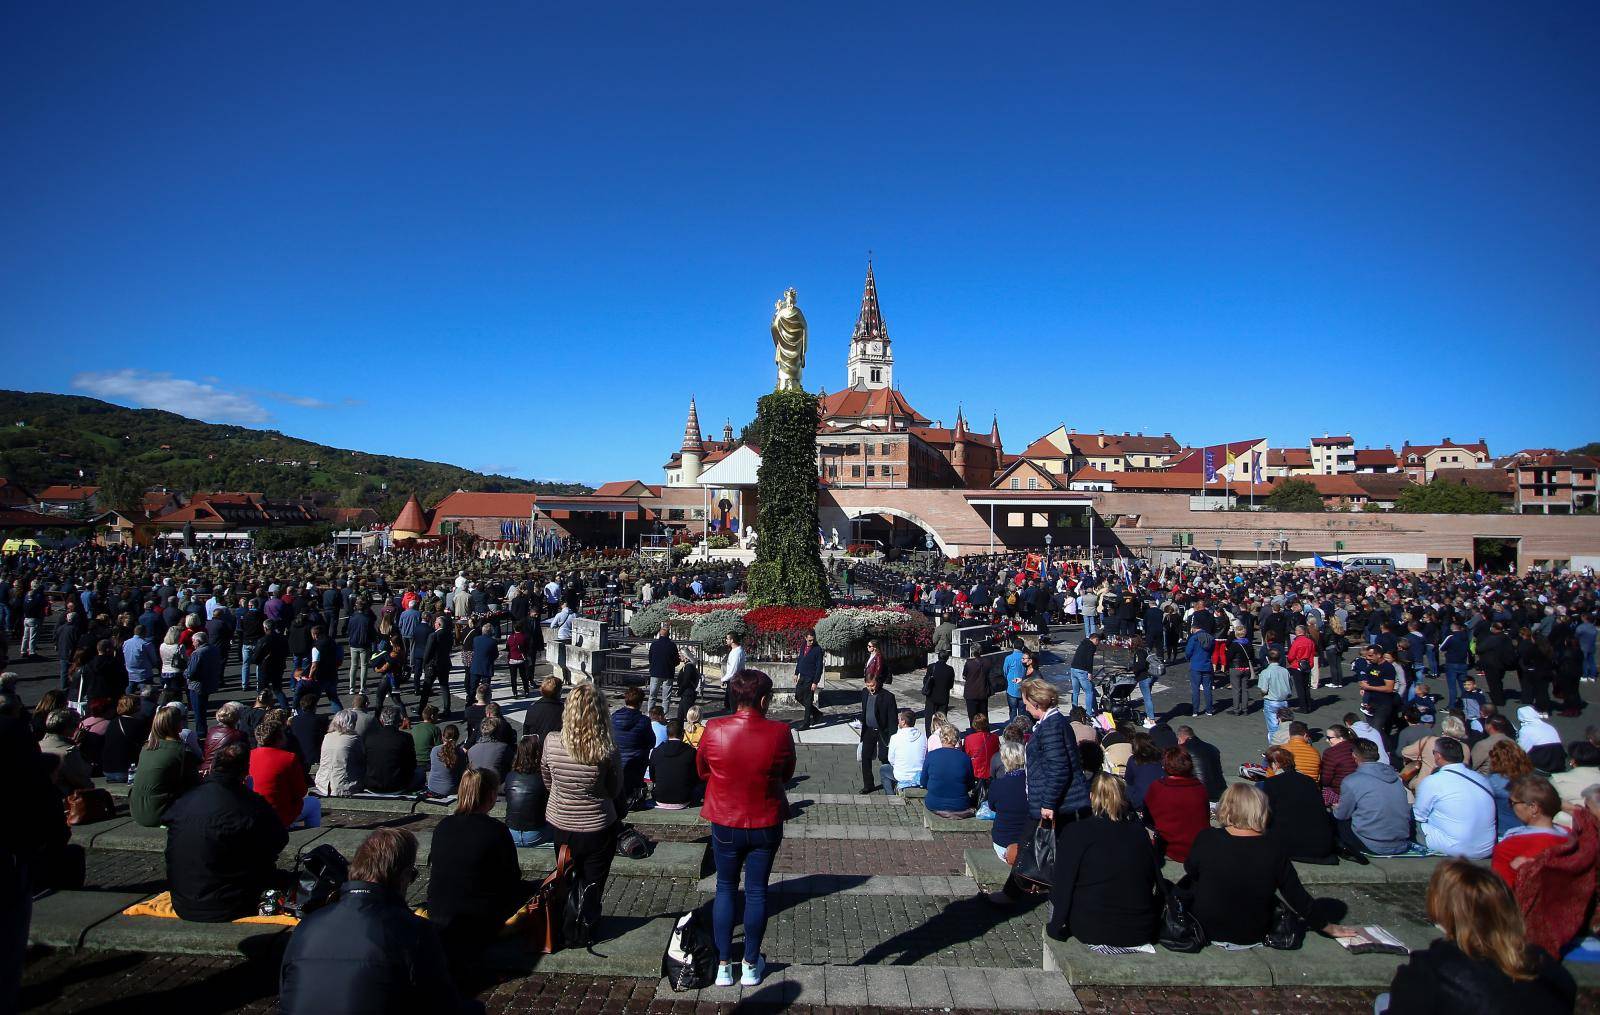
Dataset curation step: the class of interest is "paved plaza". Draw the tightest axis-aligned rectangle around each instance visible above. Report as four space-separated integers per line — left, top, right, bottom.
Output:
13 612 1600 1014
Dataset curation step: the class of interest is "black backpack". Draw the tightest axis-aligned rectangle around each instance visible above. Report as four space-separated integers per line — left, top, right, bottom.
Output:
661 905 719 991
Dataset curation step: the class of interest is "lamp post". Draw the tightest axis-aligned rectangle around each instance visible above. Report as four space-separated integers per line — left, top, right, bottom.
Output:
1044 532 1052 573
1253 538 1263 566
1214 537 1223 566
1145 534 1153 563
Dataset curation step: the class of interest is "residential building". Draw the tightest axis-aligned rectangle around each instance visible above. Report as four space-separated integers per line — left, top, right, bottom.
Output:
1401 438 1491 481
1507 454 1599 515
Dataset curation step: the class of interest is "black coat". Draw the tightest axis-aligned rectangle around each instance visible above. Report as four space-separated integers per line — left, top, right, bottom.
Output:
523 697 563 742
422 629 452 678
1048 815 1161 947
426 812 523 939
163 775 288 922
1261 770 1336 862
860 688 898 761
649 739 700 806
1181 735 1226 802
364 726 418 793
648 635 680 682
279 881 469 1015
922 661 955 707
290 712 328 769
1386 939 1575 1015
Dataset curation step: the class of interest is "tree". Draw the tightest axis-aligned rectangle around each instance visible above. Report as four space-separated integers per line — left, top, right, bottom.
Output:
95 467 146 514
1568 442 1600 457
1265 478 1325 513
1395 479 1505 514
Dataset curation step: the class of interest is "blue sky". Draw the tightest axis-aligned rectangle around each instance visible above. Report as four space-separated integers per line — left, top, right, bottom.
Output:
3 3 1597 485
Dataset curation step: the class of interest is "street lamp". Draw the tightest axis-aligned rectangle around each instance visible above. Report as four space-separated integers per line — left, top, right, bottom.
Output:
1044 532 1052 572
1253 538 1263 566
1145 534 1153 562
1214 537 1222 565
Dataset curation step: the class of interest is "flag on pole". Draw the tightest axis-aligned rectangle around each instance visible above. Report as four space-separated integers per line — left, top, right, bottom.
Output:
1252 451 1264 483
1313 554 1344 572
1203 448 1218 484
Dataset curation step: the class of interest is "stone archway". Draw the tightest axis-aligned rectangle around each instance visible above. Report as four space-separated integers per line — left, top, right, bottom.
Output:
839 505 953 556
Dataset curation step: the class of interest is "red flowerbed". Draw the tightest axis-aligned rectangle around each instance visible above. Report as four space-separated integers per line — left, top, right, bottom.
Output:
745 606 828 634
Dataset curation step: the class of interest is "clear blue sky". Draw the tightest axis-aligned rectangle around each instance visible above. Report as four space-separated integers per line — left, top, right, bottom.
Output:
3 3 1597 485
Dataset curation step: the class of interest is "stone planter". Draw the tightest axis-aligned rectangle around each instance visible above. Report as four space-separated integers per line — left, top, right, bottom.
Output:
827 645 867 681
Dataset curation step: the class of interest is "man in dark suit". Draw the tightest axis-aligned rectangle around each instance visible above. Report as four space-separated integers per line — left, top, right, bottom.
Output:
419 617 453 718
795 630 825 729
1175 724 1226 801
647 622 680 716
962 652 992 723
859 671 897 794
922 651 955 733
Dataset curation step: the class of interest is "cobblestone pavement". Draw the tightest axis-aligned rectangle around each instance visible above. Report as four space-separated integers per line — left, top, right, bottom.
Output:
772 837 971 875
40 956 1600 1015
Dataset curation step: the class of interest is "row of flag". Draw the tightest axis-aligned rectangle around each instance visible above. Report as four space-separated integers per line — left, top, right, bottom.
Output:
1201 446 1266 485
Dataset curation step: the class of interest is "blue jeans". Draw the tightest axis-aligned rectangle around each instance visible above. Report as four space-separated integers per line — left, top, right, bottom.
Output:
188 687 209 738
317 679 344 713
1189 669 1214 715
880 764 921 795
1007 694 1023 722
1069 668 1095 713
1083 616 1097 637
1443 663 1468 710
1585 648 1597 681
1264 698 1288 739
1138 678 1155 721
509 826 553 847
1424 645 1439 677
239 642 256 691
711 822 781 964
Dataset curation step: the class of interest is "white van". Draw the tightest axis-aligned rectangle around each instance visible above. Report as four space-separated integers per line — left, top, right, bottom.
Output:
1343 556 1397 574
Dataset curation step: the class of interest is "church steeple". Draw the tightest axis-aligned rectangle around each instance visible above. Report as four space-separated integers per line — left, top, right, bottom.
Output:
681 398 704 454
989 414 1002 451
846 259 894 391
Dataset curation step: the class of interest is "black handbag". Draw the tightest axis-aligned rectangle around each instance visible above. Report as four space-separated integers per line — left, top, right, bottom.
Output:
616 823 654 859
563 876 600 948
1264 896 1305 950
1157 880 1207 953
290 843 349 917
1011 818 1056 888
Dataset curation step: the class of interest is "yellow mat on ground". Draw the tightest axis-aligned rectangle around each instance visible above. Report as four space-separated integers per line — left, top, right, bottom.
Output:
122 891 300 926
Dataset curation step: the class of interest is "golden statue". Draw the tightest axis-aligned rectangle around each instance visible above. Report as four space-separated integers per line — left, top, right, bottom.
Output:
770 287 807 391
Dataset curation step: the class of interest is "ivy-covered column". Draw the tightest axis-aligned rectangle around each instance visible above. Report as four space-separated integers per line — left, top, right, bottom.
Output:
746 387 831 608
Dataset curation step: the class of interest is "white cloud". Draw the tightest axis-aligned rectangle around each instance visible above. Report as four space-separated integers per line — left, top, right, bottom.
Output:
258 390 334 410
73 369 272 424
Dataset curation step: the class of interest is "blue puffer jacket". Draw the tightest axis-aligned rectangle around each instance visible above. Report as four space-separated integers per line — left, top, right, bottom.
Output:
611 707 655 766
1025 711 1090 818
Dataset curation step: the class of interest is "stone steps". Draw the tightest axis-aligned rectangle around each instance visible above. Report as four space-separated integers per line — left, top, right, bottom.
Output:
963 846 1448 892
655 964 1083 1010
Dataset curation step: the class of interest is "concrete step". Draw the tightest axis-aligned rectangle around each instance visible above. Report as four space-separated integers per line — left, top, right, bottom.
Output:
694 873 981 896
84 823 707 878
655 964 1082 1010
963 847 1441 893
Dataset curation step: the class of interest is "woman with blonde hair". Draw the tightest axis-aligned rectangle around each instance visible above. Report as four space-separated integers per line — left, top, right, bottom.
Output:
1378 858 1574 1013
128 704 199 826
427 767 525 973
1180 783 1320 946
540 682 621 944
159 626 184 701
1047 773 1160 946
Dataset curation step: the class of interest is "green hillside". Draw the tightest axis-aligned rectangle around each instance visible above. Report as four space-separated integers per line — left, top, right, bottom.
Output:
0 390 589 516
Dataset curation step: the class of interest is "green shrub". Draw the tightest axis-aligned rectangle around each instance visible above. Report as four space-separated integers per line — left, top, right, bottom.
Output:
746 388 831 608
690 609 747 654
628 595 687 638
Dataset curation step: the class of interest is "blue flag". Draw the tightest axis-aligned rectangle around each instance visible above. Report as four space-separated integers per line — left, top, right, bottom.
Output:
1203 448 1217 483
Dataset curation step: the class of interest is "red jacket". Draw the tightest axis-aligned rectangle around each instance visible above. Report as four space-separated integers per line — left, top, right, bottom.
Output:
1143 775 1209 862
1287 635 1317 671
1319 740 1359 797
963 731 1001 780
248 744 308 826
696 709 796 828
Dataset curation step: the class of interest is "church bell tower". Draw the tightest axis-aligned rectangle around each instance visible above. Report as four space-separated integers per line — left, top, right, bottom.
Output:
845 260 893 390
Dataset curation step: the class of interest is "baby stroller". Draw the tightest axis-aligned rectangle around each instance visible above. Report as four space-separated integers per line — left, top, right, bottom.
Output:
1093 670 1142 725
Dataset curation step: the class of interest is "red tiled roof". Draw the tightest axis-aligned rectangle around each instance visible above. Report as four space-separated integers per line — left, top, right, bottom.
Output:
1019 435 1070 459
1430 468 1513 494
35 484 100 502
1402 439 1489 458
1354 449 1398 467
392 494 428 532
593 480 649 497
909 426 996 448
1066 432 1182 457
1163 440 1265 475
1268 448 1312 467
1510 454 1597 471
0 507 82 527
428 491 540 521
1310 435 1354 447
819 387 930 424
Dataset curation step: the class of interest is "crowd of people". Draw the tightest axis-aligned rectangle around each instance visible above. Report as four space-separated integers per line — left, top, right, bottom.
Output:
4 540 1600 1012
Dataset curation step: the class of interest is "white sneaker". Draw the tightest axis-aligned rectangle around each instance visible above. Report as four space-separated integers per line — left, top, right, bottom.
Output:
715 962 735 987
741 955 766 986
1142 718 1157 729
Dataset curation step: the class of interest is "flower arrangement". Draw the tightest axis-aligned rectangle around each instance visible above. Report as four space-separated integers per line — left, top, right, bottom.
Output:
668 597 749 616
743 605 829 659
705 533 737 550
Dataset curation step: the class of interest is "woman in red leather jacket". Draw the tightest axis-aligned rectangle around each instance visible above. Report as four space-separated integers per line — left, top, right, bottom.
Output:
695 669 796 989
